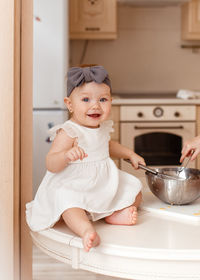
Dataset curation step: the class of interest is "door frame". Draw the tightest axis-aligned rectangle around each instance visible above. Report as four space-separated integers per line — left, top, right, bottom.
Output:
20 0 33 279
0 0 33 279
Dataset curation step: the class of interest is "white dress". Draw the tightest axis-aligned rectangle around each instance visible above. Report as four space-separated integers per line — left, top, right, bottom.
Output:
26 120 142 232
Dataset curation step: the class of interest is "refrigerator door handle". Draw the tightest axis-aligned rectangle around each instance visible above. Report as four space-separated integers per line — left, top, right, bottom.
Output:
48 122 54 129
45 136 52 143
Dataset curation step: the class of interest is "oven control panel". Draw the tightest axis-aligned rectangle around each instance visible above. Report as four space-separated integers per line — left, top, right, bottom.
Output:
120 105 196 121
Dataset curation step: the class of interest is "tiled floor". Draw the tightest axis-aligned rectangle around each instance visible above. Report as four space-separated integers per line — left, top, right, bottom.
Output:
33 245 116 280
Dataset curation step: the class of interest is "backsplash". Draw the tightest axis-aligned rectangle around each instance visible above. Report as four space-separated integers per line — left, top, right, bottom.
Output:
70 5 200 94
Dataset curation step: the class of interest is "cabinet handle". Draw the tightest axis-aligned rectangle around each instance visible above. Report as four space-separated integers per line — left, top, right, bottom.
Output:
85 27 100 31
45 137 52 143
134 125 184 130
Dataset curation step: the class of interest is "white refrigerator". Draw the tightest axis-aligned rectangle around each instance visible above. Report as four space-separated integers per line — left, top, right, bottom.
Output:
33 0 69 195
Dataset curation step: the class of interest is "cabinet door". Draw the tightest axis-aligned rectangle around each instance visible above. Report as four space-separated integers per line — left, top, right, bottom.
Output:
110 106 120 167
69 0 117 39
181 0 200 40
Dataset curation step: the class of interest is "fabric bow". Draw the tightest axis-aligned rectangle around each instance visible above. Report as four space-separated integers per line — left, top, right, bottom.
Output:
67 66 111 96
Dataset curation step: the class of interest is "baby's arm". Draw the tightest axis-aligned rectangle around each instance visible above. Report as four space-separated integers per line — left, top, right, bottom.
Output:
109 140 145 169
46 129 87 173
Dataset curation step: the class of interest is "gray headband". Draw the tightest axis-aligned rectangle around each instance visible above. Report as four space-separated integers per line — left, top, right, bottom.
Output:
67 66 112 97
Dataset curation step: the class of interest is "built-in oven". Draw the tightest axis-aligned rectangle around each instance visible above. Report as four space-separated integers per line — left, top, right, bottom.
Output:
120 105 196 184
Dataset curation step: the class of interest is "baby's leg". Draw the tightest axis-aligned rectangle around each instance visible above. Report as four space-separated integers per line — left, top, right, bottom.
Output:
62 208 100 252
105 191 142 225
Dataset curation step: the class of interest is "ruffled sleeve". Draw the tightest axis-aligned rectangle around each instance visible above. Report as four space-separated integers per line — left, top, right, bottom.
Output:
101 120 114 133
48 121 78 141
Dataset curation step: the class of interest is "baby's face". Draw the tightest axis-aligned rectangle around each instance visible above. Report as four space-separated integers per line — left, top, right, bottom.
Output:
64 82 112 128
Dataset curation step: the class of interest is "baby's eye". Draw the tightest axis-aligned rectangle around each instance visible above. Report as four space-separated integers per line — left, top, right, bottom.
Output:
82 97 89 102
100 97 107 102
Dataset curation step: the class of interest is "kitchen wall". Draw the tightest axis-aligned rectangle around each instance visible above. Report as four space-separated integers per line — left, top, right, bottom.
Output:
70 5 200 94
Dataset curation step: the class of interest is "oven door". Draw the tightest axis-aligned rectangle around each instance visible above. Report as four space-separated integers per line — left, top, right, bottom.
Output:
120 122 196 183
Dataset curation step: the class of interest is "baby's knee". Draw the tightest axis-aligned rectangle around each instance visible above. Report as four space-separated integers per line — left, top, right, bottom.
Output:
134 191 142 207
137 191 142 201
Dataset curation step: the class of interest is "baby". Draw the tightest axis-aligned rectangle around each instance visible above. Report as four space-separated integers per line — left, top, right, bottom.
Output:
26 66 145 252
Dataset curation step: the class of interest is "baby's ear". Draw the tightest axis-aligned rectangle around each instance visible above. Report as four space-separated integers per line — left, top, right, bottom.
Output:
64 97 72 112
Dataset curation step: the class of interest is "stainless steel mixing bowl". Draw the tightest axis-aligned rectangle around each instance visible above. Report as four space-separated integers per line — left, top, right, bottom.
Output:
145 167 200 205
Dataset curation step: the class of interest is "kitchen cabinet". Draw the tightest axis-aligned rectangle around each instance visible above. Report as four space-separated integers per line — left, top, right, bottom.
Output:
110 105 120 142
110 105 120 167
69 0 117 40
181 0 200 40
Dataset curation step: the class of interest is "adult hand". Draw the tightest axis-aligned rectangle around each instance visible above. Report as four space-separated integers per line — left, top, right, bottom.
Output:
180 135 200 162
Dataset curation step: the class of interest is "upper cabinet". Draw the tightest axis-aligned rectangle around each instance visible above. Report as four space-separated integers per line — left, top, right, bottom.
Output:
69 0 117 40
119 0 189 6
181 0 200 40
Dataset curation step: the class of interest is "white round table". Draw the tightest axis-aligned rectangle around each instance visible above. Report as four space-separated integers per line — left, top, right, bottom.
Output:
31 210 200 280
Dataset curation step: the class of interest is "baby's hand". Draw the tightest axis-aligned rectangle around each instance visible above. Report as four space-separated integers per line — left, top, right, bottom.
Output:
129 153 146 170
65 138 88 163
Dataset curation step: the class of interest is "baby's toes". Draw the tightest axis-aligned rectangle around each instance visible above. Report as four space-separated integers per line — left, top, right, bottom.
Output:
132 214 137 224
86 243 92 251
88 239 93 247
131 206 138 224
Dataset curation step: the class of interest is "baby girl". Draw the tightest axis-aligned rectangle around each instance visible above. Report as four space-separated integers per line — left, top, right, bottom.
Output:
26 65 145 252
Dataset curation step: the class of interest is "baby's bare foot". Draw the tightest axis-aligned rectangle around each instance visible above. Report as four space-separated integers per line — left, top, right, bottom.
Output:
105 205 138 225
82 230 100 252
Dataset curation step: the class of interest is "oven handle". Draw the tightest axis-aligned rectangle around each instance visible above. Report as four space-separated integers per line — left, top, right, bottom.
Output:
134 125 184 130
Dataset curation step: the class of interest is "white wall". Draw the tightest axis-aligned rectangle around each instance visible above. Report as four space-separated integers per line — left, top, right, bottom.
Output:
70 5 200 94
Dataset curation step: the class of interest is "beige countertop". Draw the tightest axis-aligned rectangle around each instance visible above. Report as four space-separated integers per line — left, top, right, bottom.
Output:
112 94 200 105
112 97 200 105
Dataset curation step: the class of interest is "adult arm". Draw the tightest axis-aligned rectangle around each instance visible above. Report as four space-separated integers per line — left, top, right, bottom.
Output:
180 135 200 162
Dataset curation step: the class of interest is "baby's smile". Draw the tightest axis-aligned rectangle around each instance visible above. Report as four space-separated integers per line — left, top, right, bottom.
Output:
87 113 101 119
